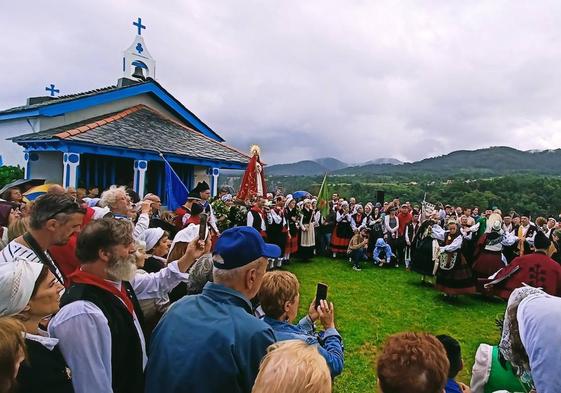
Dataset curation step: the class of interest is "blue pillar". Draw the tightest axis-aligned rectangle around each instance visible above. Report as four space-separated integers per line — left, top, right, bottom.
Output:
62 153 80 188
133 160 148 198
210 167 219 196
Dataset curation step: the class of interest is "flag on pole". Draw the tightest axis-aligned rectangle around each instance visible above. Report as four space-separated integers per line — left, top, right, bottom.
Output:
160 153 189 211
317 174 330 217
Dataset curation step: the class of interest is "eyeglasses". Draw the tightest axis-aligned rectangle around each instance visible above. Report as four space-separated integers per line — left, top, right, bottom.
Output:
47 201 84 220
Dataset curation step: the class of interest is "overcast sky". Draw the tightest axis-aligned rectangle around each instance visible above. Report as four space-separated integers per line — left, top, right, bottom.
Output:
2 1 561 164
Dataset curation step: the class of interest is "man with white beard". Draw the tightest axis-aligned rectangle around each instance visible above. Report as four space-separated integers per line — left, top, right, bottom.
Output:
49 218 210 393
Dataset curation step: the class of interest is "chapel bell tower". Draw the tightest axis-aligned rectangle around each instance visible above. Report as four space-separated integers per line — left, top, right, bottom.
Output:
122 17 156 81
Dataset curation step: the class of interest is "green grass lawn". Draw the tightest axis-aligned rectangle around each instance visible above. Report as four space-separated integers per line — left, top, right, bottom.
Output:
284 257 507 393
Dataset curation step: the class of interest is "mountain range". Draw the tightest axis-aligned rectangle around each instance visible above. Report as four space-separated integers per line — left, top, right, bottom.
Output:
266 157 402 176
264 146 561 177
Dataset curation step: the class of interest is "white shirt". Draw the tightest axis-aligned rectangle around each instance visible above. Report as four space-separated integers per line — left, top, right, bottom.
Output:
49 260 189 393
0 240 65 284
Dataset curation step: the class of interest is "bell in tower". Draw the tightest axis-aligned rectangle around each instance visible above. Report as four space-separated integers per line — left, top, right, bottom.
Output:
122 17 156 80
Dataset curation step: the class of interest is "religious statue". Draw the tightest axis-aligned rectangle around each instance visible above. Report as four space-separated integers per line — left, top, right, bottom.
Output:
236 145 267 201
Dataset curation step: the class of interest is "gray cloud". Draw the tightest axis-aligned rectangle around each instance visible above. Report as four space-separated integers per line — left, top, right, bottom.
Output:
2 0 561 164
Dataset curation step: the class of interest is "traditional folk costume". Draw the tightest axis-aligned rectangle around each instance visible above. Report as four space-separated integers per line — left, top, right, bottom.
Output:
299 204 316 261
411 220 440 277
404 220 420 269
331 205 353 256
383 213 399 254
284 204 300 259
433 225 476 296
247 205 267 238
515 222 538 257
17 335 74 393
350 205 366 232
267 205 287 267
489 250 561 300
366 211 384 256
472 226 517 279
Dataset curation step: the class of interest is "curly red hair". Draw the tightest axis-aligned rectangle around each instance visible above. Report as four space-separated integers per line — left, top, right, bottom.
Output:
377 332 449 393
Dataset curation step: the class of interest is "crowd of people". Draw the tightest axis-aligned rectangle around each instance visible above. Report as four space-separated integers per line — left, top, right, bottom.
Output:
0 179 559 393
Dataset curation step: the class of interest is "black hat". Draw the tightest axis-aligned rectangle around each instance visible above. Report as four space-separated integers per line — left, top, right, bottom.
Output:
534 230 551 250
193 181 210 194
187 189 201 200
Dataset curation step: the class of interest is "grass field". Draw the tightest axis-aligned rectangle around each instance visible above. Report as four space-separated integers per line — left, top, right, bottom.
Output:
284 257 507 393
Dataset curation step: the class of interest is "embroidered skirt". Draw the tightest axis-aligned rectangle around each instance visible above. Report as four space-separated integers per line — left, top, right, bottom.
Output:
300 224 316 247
285 233 299 254
331 223 353 254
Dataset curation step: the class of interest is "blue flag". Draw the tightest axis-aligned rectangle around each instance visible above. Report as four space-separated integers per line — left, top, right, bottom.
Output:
163 158 188 211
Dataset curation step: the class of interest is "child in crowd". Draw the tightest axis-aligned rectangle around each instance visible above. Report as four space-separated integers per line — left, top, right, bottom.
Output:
437 334 471 393
373 238 395 267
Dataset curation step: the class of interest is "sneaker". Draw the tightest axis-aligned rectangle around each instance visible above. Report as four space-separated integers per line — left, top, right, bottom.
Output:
378 262 384 267
353 266 362 271
332 253 336 258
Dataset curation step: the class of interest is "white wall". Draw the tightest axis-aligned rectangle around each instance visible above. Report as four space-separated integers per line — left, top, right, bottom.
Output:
0 118 38 166
29 151 63 183
38 94 184 131
193 166 210 186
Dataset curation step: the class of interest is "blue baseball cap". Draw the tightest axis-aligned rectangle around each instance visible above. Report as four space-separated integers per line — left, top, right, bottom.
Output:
213 226 281 270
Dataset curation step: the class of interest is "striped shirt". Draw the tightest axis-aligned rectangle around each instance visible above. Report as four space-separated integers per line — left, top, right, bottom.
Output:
0 240 65 284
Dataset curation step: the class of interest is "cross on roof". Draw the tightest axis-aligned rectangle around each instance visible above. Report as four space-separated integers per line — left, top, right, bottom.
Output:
133 17 146 36
45 84 60 97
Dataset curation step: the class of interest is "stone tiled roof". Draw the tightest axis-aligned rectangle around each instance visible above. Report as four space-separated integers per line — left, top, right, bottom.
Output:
12 105 249 164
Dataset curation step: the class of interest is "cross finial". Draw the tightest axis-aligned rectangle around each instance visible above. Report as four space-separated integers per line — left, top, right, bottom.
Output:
133 17 146 36
45 84 60 97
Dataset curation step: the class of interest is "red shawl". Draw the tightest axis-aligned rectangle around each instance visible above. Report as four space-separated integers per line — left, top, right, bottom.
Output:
68 269 134 315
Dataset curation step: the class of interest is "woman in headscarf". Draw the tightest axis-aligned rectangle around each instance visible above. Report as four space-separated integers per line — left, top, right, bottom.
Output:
0 260 72 393
330 201 353 258
142 228 171 273
472 220 517 280
383 206 399 254
299 199 316 261
366 205 384 257
499 286 561 393
284 197 300 263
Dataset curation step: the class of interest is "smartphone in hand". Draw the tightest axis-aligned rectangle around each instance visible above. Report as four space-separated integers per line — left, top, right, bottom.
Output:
315 283 328 308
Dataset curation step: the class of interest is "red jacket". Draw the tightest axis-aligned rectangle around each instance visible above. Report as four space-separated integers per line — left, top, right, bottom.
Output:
494 252 561 300
397 212 412 236
49 206 95 286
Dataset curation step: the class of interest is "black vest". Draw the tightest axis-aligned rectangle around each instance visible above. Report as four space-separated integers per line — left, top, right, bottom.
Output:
250 210 263 231
60 282 145 393
17 339 74 393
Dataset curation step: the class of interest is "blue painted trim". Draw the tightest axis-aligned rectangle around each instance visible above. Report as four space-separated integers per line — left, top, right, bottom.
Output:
85 156 90 188
17 140 247 170
102 160 107 188
64 164 70 187
1 80 225 142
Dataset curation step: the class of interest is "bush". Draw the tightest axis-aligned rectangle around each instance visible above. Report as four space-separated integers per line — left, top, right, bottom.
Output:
0 165 24 188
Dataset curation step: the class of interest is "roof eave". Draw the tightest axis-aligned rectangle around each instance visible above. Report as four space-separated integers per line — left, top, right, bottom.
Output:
14 139 247 169
0 80 225 142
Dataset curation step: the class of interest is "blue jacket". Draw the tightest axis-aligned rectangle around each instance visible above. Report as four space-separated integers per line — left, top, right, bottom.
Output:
263 315 344 377
145 282 276 393
373 238 393 262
